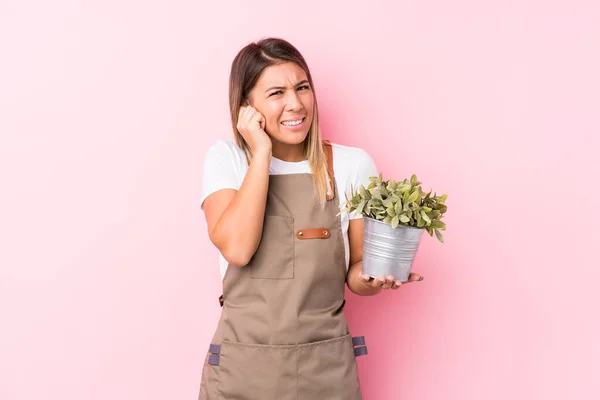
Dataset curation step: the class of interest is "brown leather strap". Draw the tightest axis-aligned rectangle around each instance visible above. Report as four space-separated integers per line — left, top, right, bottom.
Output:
296 227 331 239
322 140 335 201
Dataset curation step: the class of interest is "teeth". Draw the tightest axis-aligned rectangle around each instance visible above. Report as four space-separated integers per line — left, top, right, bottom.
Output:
282 118 303 126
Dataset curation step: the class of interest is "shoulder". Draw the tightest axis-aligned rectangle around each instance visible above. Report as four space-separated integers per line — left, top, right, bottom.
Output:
201 140 247 207
329 142 377 175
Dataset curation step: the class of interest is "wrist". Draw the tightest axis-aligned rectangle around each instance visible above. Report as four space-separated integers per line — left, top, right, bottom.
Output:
253 147 272 160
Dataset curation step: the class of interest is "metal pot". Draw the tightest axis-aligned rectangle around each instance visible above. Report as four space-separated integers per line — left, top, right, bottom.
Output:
362 216 424 282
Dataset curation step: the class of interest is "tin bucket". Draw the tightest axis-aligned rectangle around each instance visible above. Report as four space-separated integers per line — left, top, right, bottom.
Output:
362 217 424 282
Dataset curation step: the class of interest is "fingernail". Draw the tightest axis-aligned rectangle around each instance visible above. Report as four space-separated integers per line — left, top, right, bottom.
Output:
419 276 424 281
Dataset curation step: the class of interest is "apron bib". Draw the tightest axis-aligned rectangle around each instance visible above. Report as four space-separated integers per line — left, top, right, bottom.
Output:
198 141 367 400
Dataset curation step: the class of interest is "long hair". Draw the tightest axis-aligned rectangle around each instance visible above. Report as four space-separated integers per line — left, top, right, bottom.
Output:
229 37 329 208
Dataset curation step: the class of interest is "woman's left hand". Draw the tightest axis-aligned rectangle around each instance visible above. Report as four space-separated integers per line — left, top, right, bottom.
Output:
358 272 424 290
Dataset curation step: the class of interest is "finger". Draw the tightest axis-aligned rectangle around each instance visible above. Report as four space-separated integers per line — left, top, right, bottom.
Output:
372 277 386 288
386 275 395 284
391 280 403 290
249 110 264 125
406 273 423 283
359 272 372 282
380 281 393 290
239 108 251 126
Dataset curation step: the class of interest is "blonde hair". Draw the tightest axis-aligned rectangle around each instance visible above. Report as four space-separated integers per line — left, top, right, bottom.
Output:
228 38 329 208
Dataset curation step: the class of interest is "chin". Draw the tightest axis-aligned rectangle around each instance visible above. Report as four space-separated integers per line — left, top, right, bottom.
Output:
271 130 310 145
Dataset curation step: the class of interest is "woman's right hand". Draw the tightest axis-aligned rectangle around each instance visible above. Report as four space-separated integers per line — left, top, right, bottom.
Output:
237 106 272 155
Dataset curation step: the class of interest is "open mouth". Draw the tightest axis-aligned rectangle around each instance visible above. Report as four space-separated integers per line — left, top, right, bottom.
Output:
281 117 305 127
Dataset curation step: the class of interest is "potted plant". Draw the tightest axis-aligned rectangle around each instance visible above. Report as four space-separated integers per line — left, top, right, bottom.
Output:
341 173 448 282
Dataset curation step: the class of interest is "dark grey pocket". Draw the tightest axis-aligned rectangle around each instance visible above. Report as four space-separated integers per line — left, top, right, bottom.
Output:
249 215 294 279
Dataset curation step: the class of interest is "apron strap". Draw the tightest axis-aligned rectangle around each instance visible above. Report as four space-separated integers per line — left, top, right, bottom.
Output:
208 354 220 366
208 343 221 365
354 346 368 357
352 336 366 346
352 336 368 357
322 140 335 201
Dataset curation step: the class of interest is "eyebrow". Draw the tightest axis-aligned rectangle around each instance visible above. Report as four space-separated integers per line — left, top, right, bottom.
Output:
264 80 309 93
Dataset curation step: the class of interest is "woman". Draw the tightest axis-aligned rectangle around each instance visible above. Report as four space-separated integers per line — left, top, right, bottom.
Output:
198 37 423 400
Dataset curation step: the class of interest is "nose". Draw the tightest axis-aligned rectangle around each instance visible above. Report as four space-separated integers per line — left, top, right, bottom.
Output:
285 90 304 112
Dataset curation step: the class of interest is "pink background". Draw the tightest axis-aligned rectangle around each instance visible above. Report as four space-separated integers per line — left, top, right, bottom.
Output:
1 1 599 399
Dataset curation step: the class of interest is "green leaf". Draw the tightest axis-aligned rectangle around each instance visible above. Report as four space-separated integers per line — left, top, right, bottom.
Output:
394 199 403 214
370 188 382 200
407 189 419 204
399 214 410 223
421 211 431 224
434 229 445 243
431 220 446 230
359 186 371 199
391 216 399 228
382 198 394 208
398 184 411 193
383 216 392 225
356 199 367 215
438 194 448 204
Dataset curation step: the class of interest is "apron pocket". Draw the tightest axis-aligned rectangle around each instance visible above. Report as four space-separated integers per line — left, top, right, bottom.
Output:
297 334 362 399
249 215 295 279
217 340 298 400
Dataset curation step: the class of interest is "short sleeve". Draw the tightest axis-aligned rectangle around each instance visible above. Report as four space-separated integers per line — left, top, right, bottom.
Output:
200 140 244 210
349 148 379 220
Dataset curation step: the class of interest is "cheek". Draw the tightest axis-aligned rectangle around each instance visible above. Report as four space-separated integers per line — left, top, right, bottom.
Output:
264 105 282 126
303 95 315 112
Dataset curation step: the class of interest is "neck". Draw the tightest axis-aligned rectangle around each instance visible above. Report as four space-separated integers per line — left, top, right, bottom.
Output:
271 141 306 162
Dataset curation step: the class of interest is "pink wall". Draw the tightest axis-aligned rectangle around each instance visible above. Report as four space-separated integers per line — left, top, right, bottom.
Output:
1 1 599 399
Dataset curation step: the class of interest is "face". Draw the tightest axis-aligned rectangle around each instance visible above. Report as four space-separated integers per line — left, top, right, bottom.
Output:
247 62 315 148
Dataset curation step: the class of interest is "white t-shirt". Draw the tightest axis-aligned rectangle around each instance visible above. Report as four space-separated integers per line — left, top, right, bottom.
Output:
200 140 379 279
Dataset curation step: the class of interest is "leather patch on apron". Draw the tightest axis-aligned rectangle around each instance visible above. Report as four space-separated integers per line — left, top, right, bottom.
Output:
296 227 331 239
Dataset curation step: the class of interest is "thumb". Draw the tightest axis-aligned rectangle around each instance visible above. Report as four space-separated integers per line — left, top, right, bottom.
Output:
406 273 424 282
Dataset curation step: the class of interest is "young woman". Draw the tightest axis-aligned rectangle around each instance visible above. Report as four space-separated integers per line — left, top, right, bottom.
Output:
198 37 423 400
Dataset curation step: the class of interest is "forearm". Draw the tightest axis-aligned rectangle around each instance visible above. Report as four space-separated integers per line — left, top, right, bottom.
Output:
347 260 382 296
211 150 271 266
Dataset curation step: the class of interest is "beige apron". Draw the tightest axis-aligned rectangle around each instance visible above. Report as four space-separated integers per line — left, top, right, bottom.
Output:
198 141 367 400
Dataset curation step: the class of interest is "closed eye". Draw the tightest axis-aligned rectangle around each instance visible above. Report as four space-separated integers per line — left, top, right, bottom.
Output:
268 85 311 97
